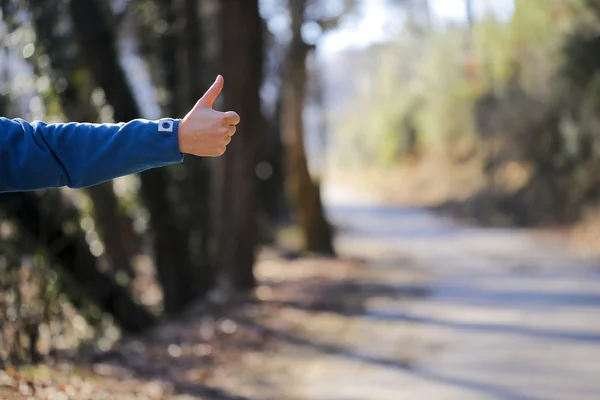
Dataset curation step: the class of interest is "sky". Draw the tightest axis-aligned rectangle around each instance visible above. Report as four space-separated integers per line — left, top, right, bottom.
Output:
318 0 516 56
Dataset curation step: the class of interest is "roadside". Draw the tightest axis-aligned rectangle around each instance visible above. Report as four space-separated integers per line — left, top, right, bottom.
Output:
326 158 600 259
4 181 600 399
0 251 364 400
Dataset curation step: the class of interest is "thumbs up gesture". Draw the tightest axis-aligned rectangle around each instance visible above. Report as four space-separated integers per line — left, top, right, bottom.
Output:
178 75 240 157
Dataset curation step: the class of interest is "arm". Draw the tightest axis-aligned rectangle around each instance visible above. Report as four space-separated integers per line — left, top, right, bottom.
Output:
0 75 239 193
0 117 183 192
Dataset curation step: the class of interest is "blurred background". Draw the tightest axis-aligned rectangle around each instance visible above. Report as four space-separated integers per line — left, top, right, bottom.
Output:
2 0 600 398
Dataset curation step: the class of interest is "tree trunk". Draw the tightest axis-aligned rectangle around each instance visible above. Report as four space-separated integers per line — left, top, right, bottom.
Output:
178 0 214 289
256 19 289 231
156 0 215 304
133 0 215 307
259 92 289 226
87 185 137 277
68 0 199 315
29 0 139 278
214 0 263 293
182 0 204 109
465 0 474 29
282 0 335 256
157 0 181 117
423 0 431 26
0 192 155 333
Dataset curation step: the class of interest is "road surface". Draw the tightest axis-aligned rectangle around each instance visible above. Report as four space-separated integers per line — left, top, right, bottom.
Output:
244 187 600 400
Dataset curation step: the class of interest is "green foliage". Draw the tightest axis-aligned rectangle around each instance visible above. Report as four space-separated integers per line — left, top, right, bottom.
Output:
331 0 588 155
332 0 600 223
415 28 477 150
0 219 104 366
332 23 479 167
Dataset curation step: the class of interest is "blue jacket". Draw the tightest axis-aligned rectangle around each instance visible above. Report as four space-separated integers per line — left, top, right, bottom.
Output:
0 117 184 192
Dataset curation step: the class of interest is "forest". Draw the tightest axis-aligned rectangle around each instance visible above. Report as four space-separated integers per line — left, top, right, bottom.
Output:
1 0 600 398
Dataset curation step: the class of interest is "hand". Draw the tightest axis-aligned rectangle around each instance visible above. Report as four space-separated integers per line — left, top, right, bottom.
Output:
178 75 240 157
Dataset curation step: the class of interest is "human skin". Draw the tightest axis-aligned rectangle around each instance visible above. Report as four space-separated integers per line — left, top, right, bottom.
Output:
177 75 241 157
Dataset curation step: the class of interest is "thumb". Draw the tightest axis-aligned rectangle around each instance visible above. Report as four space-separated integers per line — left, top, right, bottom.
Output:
196 75 224 108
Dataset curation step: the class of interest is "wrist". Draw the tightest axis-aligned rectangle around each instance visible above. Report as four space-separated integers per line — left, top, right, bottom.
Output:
156 118 184 161
177 117 190 154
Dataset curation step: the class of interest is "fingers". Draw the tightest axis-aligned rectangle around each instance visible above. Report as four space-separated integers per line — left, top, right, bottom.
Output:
218 125 236 137
196 75 224 108
213 138 230 157
223 111 240 125
216 130 233 156
217 117 237 135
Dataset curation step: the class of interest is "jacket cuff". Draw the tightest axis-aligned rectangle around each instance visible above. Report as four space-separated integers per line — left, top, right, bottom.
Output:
152 118 184 163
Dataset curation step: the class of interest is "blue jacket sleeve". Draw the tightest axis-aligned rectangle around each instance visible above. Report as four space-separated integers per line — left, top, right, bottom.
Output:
0 117 184 192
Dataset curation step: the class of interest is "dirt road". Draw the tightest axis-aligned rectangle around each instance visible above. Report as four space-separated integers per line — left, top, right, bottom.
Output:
229 187 600 400
28 187 599 400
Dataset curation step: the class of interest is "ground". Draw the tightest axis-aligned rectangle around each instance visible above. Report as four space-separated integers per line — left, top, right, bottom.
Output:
3 184 600 399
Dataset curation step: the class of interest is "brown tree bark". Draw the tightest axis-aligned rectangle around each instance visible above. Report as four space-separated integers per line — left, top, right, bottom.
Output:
214 0 264 292
258 22 290 228
68 0 200 314
154 0 215 301
29 0 139 279
282 0 335 256
133 0 215 305
178 0 214 287
86 185 138 277
259 92 290 226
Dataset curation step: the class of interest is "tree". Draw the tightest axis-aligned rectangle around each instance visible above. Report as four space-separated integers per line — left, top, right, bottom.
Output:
280 0 353 256
258 91 289 227
67 0 206 315
466 0 474 29
177 0 214 288
132 0 216 305
257 20 290 232
0 0 156 335
214 0 264 293
28 0 138 279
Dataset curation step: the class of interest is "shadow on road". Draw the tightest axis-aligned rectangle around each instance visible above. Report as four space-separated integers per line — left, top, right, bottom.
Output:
261 276 600 344
238 316 544 400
